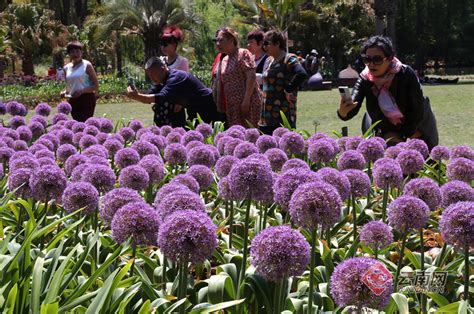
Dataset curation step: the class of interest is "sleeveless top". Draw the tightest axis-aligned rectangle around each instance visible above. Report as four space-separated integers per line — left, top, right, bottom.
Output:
65 60 93 94
161 55 189 72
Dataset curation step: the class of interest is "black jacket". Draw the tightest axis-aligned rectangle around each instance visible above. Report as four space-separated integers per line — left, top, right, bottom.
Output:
339 64 424 138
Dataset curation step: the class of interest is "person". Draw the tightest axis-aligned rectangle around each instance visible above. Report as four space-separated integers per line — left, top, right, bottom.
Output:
47 66 56 77
259 30 307 135
61 41 99 122
126 57 222 125
246 30 269 89
304 49 319 76
337 35 438 149
213 27 262 127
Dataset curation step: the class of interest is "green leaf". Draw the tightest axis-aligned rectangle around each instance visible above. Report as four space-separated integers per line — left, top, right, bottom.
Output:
391 293 409 313
31 256 45 314
404 247 421 269
363 120 382 138
5 283 17 314
137 299 150 314
189 299 246 314
45 217 85 250
40 302 58 314
434 301 460 313
163 298 188 313
58 291 99 313
207 273 236 304
426 292 450 307
279 111 293 130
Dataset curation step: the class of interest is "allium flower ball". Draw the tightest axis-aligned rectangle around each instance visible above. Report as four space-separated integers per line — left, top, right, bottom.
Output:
279 131 305 155
446 157 474 182
58 129 74 145
52 113 69 125
83 125 99 136
228 158 273 202
6 101 27 116
308 140 336 164
187 165 214 190
337 150 366 170
264 148 288 172
0 102 6 115
360 221 394 250
396 149 425 175
8 168 33 198
166 131 182 145
226 125 246 138
79 134 99 150
160 125 172 137
0 147 14 164
17 126 32 142
357 138 385 162
118 127 135 142
405 138 429 159
244 128 260 143
34 149 55 160
99 187 143 225
9 155 39 172
111 201 160 246
170 174 200 194
29 165 67 201
440 180 474 208
388 196 430 232
13 140 28 151
181 130 204 146
281 158 310 173
187 145 216 167
217 176 235 201
119 165 150 191
129 119 144 132
158 210 217 264
215 155 240 178
316 167 351 201
337 137 348 152
57 102 72 114
373 158 403 188
343 169 371 198
272 127 289 138
385 146 402 159
431 145 450 162
345 136 364 151
140 133 165 150
250 226 310 282
289 181 342 229
256 135 278 153
439 201 474 250
62 182 99 215
131 140 159 158
164 143 187 165
114 148 140 169
330 258 393 310
72 122 86 133
403 178 441 210
82 164 116 193
450 145 474 161
83 144 108 159
99 118 114 133
103 139 123 157
196 123 213 138
234 142 258 159
223 138 243 156
156 189 206 218
9 116 26 129
138 155 165 184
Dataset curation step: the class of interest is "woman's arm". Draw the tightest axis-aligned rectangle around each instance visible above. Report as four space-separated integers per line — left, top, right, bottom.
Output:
241 69 256 116
400 66 425 138
84 63 99 93
337 77 365 120
284 62 307 94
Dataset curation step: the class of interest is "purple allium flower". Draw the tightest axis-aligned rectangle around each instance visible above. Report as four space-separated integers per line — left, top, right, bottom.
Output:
405 138 429 159
64 120 76 130
440 180 474 208
357 138 385 163
256 135 278 153
307 132 330 144
4 129 19 141
343 169 371 198
56 144 77 162
103 139 123 157
181 130 204 146
388 196 430 232
250 225 310 282
57 101 72 114
17 126 32 142
164 143 187 165
316 167 351 200
196 123 213 138
360 221 394 250
58 129 74 145
156 189 206 218
83 125 99 136
185 140 204 153
385 146 402 159
228 158 273 202
34 149 55 160
281 158 310 173
450 145 473 161
99 187 143 225
118 127 135 142
140 133 165 151
345 136 364 151
272 127 289 138
13 140 28 151
0 102 5 115
439 201 474 250
403 178 441 211
72 132 84 146
431 145 450 162
71 163 90 182
131 140 159 158
264 148 288 172
244 128 260 143
396 149 425 175
337 136 348 152
289 181 342 229
274 167 319 211
119 165 150 191
111 201 160 246
72 122 86 133
279 131 305 155
308 140 336 164
165 131 182 145
28 143 48 154
158 210 217 264
128 119 144 132
337 150 366 170
61 182 99 215
187 145 215 167
160 125 172 137
30 115 48 128
234 142 258 159
223 138 243 156
373 158 403 188
154 183 191 207
215 155 240 178
147 125 161 135
138 155 165 184
114 148 140 169
0 147 14 164
79 134 98 150
29 165 67 201
83 144 108 159
187 165 214 190
51 113 69 125
82 164 116 193
330 258 393 310
38 157 56 167
170 174 200 194
226 125 246 138
95 132 107 144
9 116 26 129
446 157 474 182
8 168 33 198
85 117 101 128
6 101 27 116
99 118 114 133
217 176 235 201
9 155 39 172
64 154 88 175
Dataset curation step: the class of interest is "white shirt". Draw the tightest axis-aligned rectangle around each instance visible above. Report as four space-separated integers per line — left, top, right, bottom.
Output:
64 60 93 94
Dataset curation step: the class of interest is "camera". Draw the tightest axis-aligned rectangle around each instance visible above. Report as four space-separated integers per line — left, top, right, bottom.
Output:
127 77 136 90
338 86 351 102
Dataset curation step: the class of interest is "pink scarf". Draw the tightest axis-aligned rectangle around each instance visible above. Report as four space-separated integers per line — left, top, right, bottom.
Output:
361 57 404 125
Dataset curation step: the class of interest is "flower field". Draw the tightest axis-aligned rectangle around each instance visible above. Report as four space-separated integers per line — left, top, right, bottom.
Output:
0 100 472 313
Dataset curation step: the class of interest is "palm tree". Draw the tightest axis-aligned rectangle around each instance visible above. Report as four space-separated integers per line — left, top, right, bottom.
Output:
96 0 199 62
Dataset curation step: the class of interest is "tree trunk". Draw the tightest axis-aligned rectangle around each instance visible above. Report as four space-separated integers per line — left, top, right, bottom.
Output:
22 50 35 76
443 0 452 64
143 28 162 61
414 0 425 71
61 0 70 25
115 32 123 77
386 0 397 48
373 0 386 35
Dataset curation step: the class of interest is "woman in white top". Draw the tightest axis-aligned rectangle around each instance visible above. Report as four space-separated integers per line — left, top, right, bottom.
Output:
160 25 189 72
60 41 99 122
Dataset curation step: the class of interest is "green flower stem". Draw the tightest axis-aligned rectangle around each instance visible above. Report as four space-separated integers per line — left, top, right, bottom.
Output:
435 243 447 267
273 278 285 313
394 230 408 291
145 183 153 204
308 228 317 314
262 205 268 231
178 262 188 314
437 161 442 186
381 184 389 222
374 247 379 260
464 240 470 306
130 245 136 277
236 199 251 300
228 201 234 249
367 162 372 206
420 228 426 314
162 254 167 294
352 194 357 243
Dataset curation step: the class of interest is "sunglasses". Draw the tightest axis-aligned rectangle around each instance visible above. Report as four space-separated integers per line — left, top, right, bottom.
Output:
262 41 270 46
160 41 170 47
362 55 387 65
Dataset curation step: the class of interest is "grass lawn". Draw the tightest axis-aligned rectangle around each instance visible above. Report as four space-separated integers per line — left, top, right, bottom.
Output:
91 83 473 147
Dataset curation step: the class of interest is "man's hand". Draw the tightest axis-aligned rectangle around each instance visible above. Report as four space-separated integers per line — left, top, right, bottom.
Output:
127 86 139 99
60 90 67 98
285 91 297 106
338 98 358 118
